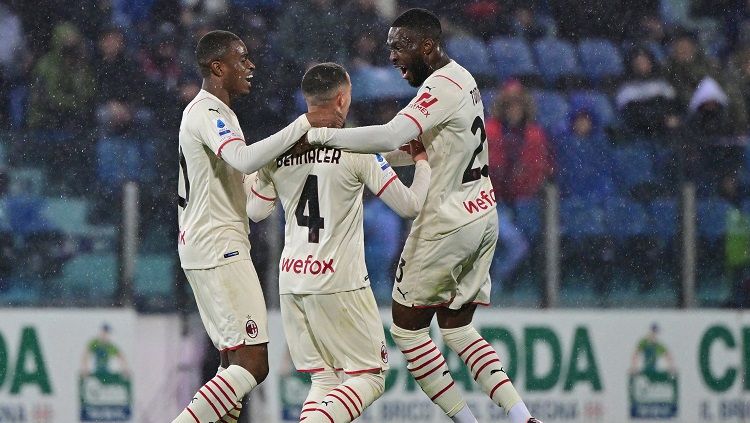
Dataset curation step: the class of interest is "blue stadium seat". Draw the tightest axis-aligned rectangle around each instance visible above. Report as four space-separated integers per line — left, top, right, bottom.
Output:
59 253 117 301
532 37 581 85
697 197 731 241
135 254 175 297
531 90 569 132
648 198 679 240
604 197 649 239
577 38 624 82
488 36 539 80
514 198 542 239
42 197 90 235
560 197 606 239
568 90 616 128
445 35 494 79
349 66 414 101
611 145 655 191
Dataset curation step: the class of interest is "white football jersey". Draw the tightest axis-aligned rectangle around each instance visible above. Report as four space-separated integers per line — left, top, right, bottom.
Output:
177 90 251 269
252 149 399 294
398 60 495 239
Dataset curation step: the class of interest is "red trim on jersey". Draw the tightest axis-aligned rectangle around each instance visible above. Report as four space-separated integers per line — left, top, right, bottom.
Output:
297 368 325 373
472 300 491 306
400 112 423 134
186 407 200 423
411 299 453 309
344 367 382 375
217 137 244 158
251 187 275 201
433 74 463 90
376 175 398 197
221 343 249 353
186 97 212 115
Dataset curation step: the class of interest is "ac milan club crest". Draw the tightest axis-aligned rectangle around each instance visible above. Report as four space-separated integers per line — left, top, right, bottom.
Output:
246 320 258 338
381 343 389 363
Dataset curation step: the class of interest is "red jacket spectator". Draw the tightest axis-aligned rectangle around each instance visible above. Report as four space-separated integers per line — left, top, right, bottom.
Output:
486 81 553 203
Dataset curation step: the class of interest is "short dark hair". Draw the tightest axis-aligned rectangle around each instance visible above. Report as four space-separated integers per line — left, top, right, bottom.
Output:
195 30 241 77
301 62 349 104
391 8 441 42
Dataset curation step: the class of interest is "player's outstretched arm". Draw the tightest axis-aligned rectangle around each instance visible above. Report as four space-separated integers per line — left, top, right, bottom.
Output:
367 140 430 218
307 113 421 153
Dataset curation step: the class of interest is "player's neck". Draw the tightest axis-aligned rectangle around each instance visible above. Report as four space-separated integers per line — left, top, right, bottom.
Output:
427 52 451 74
202 79 232 108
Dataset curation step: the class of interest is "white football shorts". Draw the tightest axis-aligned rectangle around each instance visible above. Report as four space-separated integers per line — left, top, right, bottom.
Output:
184 259 269 350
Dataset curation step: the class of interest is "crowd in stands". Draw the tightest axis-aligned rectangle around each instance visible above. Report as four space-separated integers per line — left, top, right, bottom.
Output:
3 0 750 308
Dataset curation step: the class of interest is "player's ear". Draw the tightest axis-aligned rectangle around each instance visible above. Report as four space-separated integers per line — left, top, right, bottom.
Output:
210 60 223 77
422 38 435 56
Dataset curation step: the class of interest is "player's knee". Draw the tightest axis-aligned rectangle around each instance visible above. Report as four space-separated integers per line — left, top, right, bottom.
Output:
390 324 430 346
230 346 269 384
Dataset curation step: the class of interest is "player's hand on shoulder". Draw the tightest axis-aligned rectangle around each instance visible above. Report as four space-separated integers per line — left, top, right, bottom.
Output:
409 139 427 162
306 109 345 128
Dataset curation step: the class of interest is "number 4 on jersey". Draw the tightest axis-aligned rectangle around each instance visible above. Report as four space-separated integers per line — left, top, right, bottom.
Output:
296 175 325 243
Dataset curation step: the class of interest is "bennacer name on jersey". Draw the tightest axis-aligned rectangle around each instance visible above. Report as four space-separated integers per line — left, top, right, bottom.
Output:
276 147 342 167
214 117 240 140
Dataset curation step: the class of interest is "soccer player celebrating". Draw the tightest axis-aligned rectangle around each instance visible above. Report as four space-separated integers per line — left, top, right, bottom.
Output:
173 31 342 423
246 62 431 423
304 9 541 423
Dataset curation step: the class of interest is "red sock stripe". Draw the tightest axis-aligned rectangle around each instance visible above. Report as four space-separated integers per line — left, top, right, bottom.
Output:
328 392 354 420
210 379 235 407
186 407 200 423
458 338 484 356
474 358 501 380
315 408 335 423
414 359 447 381
300 418 307 422
300 407 317 414
463 343 491 365
401 339 432 354
470 351 497 372
216 375 237 396
334 388 360 415
410 351 442 372
198 389 223 419
225 413 238 421
343 385 363 408
490 378 511 400
204 383 230 413
430 381 455 401
407 346 438 363
303 401 318 406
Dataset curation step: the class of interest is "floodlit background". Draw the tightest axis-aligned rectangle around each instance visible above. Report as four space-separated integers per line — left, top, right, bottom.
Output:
0 0 749 422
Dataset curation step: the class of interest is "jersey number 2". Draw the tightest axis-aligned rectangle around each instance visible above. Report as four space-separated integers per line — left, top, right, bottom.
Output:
178 147 190 208
296 175 325 243
462 116 489 183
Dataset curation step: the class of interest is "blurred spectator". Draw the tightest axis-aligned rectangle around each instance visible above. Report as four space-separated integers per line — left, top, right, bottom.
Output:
277 0 346 69
728 46 750 116
616 46 679 137
343 0 390 68
95 26 144 104
486 80 553 205
554 104 616 202
720 173 750 306
679 77 746 190
27 22 95 131
93 100 156 223
491 205 530 292
509 5 547 40
0 1 30 128
552 0 659 41
139 22 183 93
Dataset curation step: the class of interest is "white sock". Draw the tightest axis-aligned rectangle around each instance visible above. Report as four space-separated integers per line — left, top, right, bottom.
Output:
307 372 385 423
508 401 533 423
300 370 339 421
217 366 243 422
450 404 479 423
172 365 257 423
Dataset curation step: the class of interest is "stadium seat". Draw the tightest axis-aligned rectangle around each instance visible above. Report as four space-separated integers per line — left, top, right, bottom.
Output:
58 253 117 301
568 90 616 128
532 37 581 85
697 197 731 241
648 198 679 240
560 197 606 239
445 35 495 80
611 145 655 192
9 167 45 195
349 65 414 101
135 254 175 297
531 89 569 132
604 196 649 240
488 36 539 80
42 197 90 235
514 198 542 240
577 38 624 82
